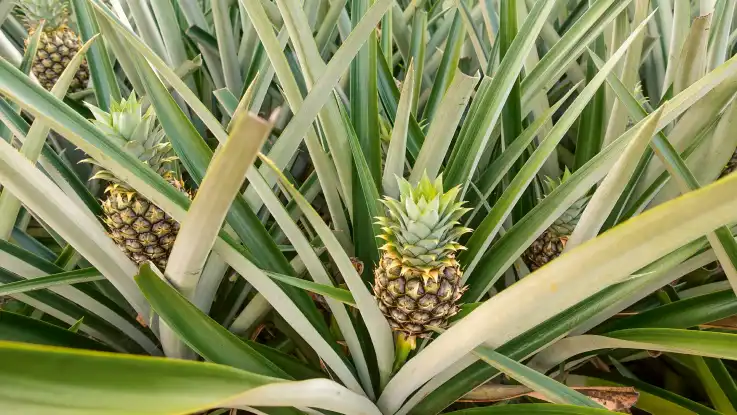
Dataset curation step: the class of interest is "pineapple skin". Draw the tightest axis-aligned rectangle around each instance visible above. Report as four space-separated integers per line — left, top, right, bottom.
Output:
30 26 89 92
522 170 589 272
374 253 463 337
523 229 566 271
102 185 181 270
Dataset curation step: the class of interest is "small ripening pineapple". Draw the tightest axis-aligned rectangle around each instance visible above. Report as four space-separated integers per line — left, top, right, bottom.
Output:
522 170 590 271
87 94 190 269
17 0 89 91
373 174 471 340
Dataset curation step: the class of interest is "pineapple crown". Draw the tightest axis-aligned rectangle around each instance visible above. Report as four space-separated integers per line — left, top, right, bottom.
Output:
540 167 572 197
86 93 177 184
541 168 591 236
377 173 472 279
16 0 70 30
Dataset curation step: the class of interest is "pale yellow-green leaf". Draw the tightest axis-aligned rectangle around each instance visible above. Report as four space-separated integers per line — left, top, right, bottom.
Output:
673 14 710 95
409 69 479 184
636 50 737 195
166 113 272 299
651 99 737 206
661 0 691 97
708 1 736 70
229 293 271 335
603 0 650 147
383 61 415 199
227 74 259 133
529 332 737 374
571 248 715 336
161 114 272 359
566 107 662 249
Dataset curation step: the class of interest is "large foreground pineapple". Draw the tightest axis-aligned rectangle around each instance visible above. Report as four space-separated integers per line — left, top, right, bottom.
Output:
523 170 590 271
374 174 471 339
87 94 189 269
18 0 89 91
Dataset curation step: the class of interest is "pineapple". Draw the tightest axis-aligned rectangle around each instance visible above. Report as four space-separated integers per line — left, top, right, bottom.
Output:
523 170 590 271
373 174 471 339
17 0 89 91
87 94 189 269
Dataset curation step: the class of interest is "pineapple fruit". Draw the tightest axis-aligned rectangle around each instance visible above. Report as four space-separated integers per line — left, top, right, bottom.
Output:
374 174 471 339
522 170 590 271
87 94 189 269
17 0 89 91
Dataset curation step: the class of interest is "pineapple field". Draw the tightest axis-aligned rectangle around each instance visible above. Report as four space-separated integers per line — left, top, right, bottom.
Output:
3 0 737 413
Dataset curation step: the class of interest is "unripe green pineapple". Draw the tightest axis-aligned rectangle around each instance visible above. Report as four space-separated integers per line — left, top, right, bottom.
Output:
17 0 89 91
373 174 471 339
87 94 190 269
523 170 590 271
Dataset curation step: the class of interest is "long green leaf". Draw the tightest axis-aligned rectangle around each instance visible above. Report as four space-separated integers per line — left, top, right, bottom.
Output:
566 107 662 249
0 268 102 296
422 9 465 121
473 343 603 408
0 310 112 351
531 329 737 374
266 271 356 307
466 86 578 225
383 62 414 198
136 263 288 378
377 46 425 160
520 0 633 104
212 0 243 95
70 0 120 110
443 0 558 193
0 340 381 414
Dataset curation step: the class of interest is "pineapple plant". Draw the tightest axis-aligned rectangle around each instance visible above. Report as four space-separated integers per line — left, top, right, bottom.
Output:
86 93 188 269
374 174 471 341
16 0 89 91
523 170 590 271
4 1 737 415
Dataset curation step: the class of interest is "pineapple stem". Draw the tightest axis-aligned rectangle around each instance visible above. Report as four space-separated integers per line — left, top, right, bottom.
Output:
393 333 416 372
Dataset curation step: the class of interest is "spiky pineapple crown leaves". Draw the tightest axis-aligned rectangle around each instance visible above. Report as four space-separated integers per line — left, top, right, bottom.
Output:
16 0 70 30
85 93 177 184
376 173 472 279
540 168 590 236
